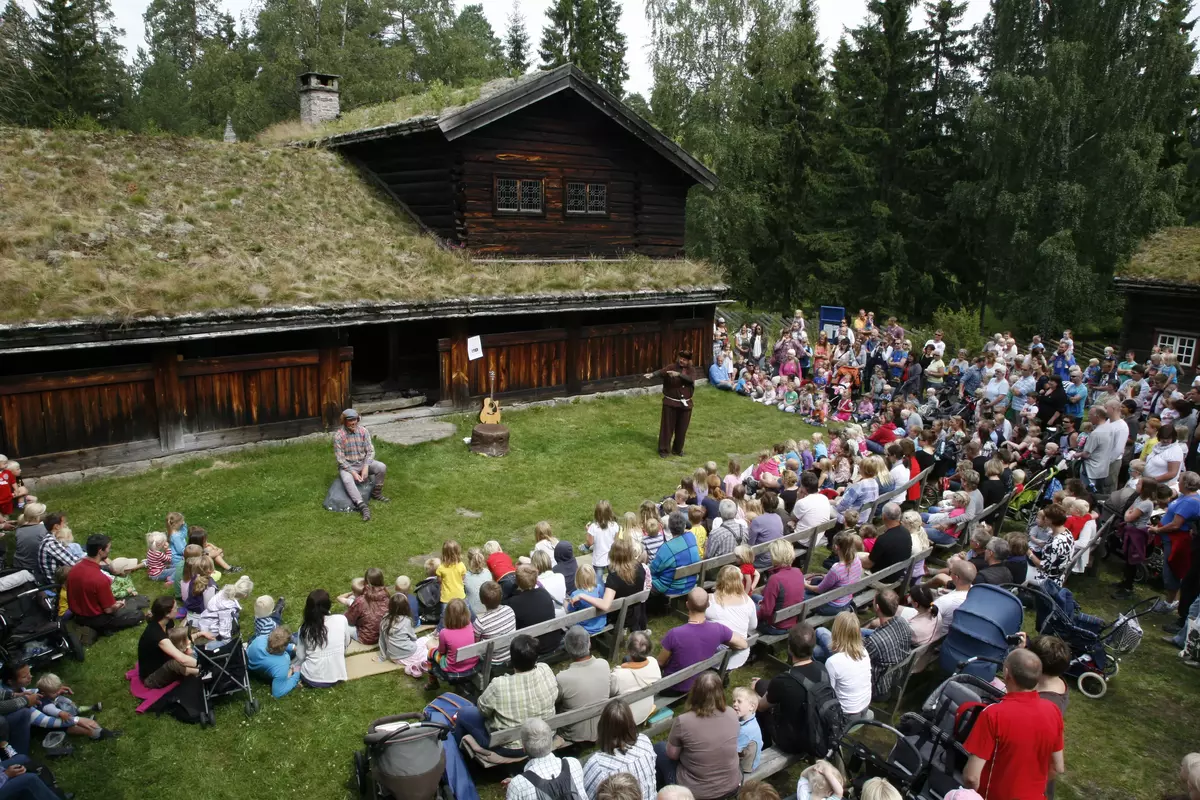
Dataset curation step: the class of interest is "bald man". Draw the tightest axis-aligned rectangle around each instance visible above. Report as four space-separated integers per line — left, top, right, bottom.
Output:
963 649 1065 798
657 587 748 696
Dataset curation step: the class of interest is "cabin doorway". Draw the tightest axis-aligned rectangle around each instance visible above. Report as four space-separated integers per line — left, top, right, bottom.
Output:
347 321 443 411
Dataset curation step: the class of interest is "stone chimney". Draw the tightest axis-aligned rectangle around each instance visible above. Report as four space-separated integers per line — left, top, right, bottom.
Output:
299 72 341 126
223 115 237 143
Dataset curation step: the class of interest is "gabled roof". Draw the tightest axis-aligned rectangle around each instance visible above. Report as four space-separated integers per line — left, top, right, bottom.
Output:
308 65 719 190
1115 226 1200 293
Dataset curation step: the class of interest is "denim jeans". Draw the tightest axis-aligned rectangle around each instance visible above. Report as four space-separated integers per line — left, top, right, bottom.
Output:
865 440 886 455
654 740 679 787
813 627 833 662
1171 594 1200 649
926 526 958 546
0 756 59 800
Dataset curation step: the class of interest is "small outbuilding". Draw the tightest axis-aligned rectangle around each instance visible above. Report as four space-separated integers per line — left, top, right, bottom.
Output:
1114 226 1200 369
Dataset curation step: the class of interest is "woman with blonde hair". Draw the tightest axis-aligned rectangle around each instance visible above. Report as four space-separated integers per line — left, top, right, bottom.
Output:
705 564 756 668
573 536 647 632
901 510 930 581
815 611 873 720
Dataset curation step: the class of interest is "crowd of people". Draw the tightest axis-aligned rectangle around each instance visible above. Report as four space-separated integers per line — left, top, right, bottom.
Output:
0 306 1197 799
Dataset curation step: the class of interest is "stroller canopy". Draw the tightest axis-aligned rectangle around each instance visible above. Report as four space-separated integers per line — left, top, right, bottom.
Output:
939 585 1025 678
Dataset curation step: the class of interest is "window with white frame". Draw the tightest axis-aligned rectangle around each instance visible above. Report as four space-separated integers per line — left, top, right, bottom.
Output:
1157 332 1197 366
494 177 543 214
565 181 608 216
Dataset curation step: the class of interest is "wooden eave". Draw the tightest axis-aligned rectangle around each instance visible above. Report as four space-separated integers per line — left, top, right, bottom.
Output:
0 286 727 354
1113 276 1200 297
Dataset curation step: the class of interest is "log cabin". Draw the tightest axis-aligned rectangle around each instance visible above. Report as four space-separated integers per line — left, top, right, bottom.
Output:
0 67 724 475
1115 226 1200 376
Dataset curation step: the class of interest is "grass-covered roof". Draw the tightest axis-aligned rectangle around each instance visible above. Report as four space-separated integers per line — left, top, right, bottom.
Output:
0 127 720 327
1119 226 1200 286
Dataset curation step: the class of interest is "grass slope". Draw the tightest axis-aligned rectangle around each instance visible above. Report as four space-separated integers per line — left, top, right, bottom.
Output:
1121 226 1200 285
33 389 1199 800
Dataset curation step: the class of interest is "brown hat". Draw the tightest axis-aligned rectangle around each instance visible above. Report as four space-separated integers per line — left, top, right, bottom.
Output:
678 349 693 359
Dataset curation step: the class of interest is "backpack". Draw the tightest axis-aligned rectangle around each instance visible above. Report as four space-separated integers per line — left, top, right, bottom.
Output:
785 666 845 759
415 577 442 625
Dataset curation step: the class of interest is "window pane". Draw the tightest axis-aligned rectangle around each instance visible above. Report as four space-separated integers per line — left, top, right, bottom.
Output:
520 179 542 212
566 182 587 213
1157 333 1197 367
587 183 607 214
496 178 519 211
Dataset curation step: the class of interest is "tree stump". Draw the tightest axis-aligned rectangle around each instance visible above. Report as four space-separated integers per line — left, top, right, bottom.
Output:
470 423 510 457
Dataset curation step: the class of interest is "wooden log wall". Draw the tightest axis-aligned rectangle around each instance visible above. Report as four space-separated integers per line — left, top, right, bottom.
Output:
0 347 352 472
344 132 458 242
439 329 569 399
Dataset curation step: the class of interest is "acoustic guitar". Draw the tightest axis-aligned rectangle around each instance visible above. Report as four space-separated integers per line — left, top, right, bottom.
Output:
479 369 502 425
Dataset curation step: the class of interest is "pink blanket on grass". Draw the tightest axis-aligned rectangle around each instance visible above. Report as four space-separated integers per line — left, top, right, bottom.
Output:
125 666 179 713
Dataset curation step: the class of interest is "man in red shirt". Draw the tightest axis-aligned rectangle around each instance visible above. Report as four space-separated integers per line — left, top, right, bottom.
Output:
66 534 145 635
964 649 1065 799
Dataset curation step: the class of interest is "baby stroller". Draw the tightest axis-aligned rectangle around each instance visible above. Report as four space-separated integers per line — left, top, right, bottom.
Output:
1022 581 1155 699
836 720 926 798
194 628 258 725
938 584 1025 680
896 668 1006 799
1005 467 1053 528
0 569 83 667
353 714 453 800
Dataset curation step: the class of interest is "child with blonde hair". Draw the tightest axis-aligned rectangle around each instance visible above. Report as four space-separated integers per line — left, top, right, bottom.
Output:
425 599 478 690
436 540 466 612
732 685 764 771
567 564 606 633
182 555 216 620
200 574 255 642
145 531 173 583
797 760 844 800
734 544 760 594
806 532 863 616
254 595 286 639
173 544 203 601
618 511 642 542
464 548 489 617
482 540 517 598
723 459 742 496
166 511 189 566
337 577 367 607
688 505 707 557
693 467 710 503
345 568 390 644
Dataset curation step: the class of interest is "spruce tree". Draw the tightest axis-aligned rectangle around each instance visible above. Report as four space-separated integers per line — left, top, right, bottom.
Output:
30 0 126 125
594 0 626 94
537 0 572 68
536 0 623 92
503 1 529 75
0 0 36 124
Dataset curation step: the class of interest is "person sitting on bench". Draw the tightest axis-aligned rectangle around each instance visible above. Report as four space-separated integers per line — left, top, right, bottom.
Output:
658 588 748 697
752 624 824 756
504 718 587 800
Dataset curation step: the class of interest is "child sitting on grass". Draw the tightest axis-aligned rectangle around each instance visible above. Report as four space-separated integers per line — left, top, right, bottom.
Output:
425 598 478 690
483 541 517 599
188 526 241 573
1 662 115 741
568 565 606 634
182 555 216 622
414 558 442 625
166 511 189 566
36 673 100 718
345 568 390 645
174 544 203 599
436 540 466 620
732 686 763 771
377 594 428 676
145 532 173 583
199 575 255 643
524 521 559 564
394 575 419 625
253 595 286 640
337 576 366 608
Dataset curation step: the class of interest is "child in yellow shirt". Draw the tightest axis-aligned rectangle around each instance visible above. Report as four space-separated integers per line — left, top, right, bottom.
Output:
688 505 708 558
435 539 466 605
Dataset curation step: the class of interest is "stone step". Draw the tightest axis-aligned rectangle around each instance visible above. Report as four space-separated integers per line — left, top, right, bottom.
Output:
352 395 427 415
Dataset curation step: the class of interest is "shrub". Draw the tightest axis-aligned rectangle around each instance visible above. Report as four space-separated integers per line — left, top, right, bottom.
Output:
931 305 985 356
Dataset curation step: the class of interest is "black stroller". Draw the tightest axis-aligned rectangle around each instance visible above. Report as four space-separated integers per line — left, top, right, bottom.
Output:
836 720 926 798
194 627 258 726
896 669 1006 799
0 570 83 666
353 714 453 800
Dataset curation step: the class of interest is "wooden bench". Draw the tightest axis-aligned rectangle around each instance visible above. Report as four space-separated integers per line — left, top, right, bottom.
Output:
479 648 734 753
870 638 938 723
456 589 652 691
668 520 836 600
745 746 801 783
756 548 933 656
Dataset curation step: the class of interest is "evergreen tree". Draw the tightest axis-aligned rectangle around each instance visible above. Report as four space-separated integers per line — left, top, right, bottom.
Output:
0 0 36 124
503 1 529 76
30 0 127 125
143 0 228 71
593 0 626 94
537 0 625 93
538 0 573 68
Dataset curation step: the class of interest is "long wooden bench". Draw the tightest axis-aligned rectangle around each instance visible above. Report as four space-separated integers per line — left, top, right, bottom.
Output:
756 548 933 656
667 520 836 599
477 648 734 753
456 588 653 691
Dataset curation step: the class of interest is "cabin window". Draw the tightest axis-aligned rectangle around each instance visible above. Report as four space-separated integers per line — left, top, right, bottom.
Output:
565 181 608 216
1157 331 1197 367
495 177 543 214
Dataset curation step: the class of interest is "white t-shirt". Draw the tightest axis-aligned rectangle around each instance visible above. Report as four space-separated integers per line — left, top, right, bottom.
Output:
890 462 910 489
588 522 620 567
792 493 833 532
825 652 872 714
297 613 350 684
933 590 969 638
924 339 946 357
1146 442 1187 489
538 570 567 613
705 595 757 668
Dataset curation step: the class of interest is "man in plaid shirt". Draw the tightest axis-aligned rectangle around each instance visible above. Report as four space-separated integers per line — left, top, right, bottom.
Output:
333 409 388 522
36 512 80 585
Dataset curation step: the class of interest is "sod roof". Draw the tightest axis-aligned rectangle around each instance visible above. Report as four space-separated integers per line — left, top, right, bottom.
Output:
1118 226 1200 287
0 126 721 328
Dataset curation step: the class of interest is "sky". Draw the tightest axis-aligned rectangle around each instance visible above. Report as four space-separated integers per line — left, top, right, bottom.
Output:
95 0 992 97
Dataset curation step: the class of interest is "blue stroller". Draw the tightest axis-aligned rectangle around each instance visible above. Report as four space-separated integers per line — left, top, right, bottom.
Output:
1022 580 1155 699
938 585 1025 679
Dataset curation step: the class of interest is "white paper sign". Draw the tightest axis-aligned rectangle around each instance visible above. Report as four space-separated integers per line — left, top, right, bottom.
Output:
467 335 483 361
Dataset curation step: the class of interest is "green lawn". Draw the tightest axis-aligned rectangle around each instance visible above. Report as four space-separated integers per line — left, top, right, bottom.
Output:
29 389 1200 799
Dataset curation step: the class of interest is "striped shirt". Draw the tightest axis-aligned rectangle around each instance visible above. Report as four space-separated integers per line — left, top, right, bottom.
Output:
471 605 517 664
145 548 172 578
649 531 700 595
582 734 657 800
333 425 375 471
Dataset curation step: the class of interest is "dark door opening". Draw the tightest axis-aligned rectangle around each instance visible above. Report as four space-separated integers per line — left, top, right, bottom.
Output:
347 321 444 408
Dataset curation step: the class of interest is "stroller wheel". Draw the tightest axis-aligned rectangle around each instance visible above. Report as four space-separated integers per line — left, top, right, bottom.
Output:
1077 671 1107 699
199 711 214 727
65 628 85 662
1134 564 1150 584
1109 659 1120 678
244 699 260 717
353 750 369 798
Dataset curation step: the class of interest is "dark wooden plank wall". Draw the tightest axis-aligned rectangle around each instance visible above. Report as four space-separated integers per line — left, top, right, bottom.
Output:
454 93 690 257
0 348 353 466
346 132 459 242
1121 289 1200 371
439 330 568 398
0 366 159 459
578 321 662 384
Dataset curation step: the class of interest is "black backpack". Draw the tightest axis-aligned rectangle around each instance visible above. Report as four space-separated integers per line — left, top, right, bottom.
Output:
415 577 442 625
785 666 846 759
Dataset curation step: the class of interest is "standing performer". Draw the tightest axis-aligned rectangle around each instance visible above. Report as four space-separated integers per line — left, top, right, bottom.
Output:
333 409 389 522
646 349 697 458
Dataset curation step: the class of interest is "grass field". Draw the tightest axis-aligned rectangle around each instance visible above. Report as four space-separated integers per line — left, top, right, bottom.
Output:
29 388 1200 799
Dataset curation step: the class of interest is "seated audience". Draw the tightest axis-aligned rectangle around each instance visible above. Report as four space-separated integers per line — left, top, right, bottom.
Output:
555 626 610 743
861 589 913 700
658 588 748 695
933 560 977 639
583 699 657 800
67 535 145 634
505 718 587 800
650 511 700 596
611 631 662 724
295 589 349 688
427 598 479 690
472 580 517 668
707 500 750 559
654 671 742 800
247 626 302 698
732 686 764 771
377 594 429 676
504 565 562 655
757 539 806 634
573 538 648 635
814 611 873 722
446 635 557 753
706 566 757 668
344 568 390 645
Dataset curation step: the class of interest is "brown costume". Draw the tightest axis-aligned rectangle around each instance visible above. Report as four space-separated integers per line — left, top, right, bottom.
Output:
652 355 697 457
